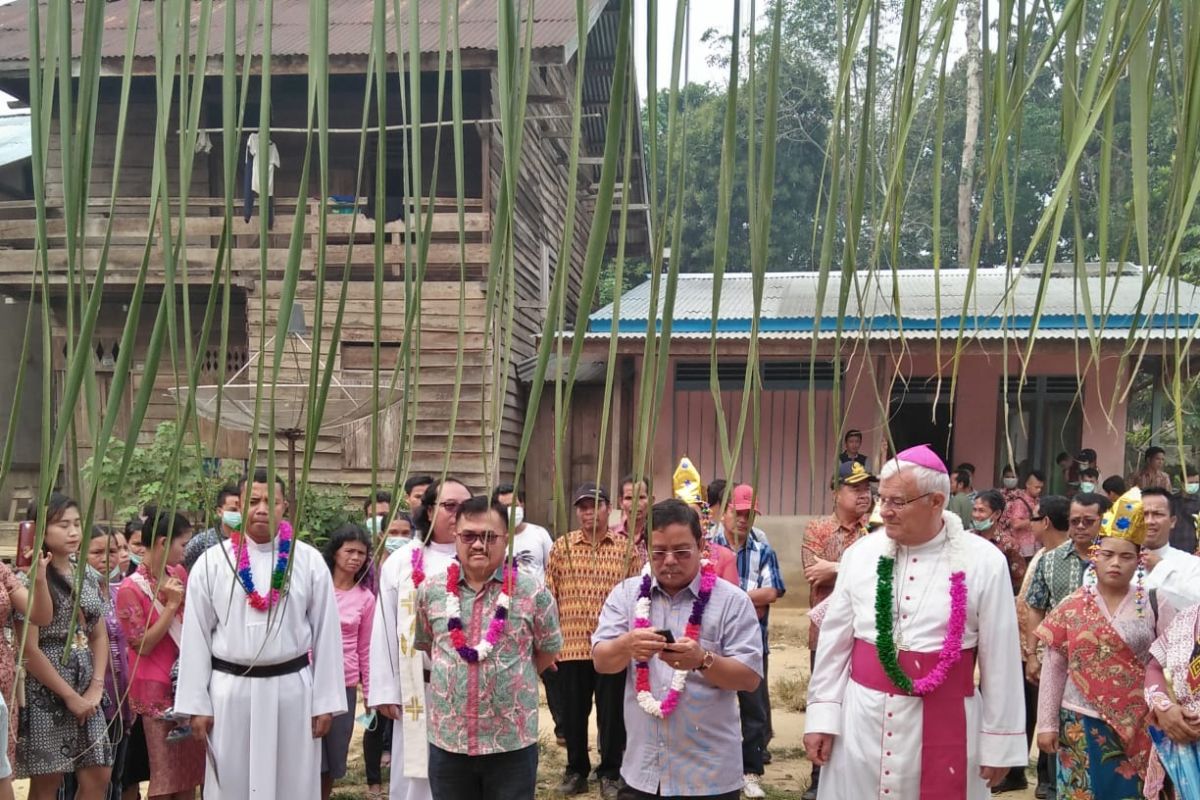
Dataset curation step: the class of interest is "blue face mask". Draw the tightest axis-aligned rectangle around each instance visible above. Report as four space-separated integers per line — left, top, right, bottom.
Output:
384 536 407 553
129 552 142 567
1188 483 1200 495
221 510 243 531
1079 482 1096 494
973 517 995 532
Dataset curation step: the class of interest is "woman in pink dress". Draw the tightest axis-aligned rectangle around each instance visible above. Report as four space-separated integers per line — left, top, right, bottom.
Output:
116 511 205 800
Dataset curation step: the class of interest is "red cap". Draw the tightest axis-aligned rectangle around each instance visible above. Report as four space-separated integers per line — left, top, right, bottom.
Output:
731 484 759 512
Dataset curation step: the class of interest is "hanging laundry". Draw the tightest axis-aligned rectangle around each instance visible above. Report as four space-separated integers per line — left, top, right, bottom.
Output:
194 130 213 154
242 132 280 228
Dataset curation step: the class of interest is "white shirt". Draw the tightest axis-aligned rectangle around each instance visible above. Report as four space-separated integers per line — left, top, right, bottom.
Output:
512 523 554 581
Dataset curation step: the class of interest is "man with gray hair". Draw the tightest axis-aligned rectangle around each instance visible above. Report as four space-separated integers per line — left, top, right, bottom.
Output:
803 445 1027 799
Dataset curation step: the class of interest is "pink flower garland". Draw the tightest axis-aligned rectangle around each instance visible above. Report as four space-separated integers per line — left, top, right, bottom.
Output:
445 561 515 663
633 559 717 718
910 571 968 695
411 546 425 588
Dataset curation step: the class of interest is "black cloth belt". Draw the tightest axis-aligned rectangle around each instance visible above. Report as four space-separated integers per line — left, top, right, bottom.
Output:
211 654 309 679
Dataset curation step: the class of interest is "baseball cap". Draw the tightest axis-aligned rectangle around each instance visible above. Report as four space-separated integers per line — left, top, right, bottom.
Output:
572 482 610 506
834 460 878 488
730 484 759 512
1076 448 1097 463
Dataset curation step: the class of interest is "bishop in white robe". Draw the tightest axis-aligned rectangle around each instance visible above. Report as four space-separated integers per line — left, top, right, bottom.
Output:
176 477 346 800
805 447 1027 800
368 537 457 800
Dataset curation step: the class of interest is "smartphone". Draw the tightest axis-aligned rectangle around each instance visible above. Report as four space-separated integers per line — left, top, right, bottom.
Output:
15 520 36 570
654 628 676 645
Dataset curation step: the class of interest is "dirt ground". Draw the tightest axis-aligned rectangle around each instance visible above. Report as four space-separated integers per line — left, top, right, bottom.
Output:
11 607 1041 799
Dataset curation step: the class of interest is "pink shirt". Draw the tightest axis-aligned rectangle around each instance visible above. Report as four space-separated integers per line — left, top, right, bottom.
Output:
336 584 375 694
116 564 188 715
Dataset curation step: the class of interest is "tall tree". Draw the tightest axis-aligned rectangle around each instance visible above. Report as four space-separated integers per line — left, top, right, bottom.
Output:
958 0 982 267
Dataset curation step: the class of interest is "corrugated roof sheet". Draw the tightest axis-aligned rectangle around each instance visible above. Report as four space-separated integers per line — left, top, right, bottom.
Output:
0 111 30 167
588 264 1200 339
0 0 603 66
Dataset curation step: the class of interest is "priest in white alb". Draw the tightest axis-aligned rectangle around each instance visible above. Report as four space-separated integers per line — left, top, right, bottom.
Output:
803 445 1027 799
176 469 347 799
368 477 471 800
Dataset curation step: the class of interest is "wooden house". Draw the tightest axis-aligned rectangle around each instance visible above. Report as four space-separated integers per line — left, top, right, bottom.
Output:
0 0 649 519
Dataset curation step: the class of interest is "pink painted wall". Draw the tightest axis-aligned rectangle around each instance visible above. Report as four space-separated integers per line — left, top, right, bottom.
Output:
626 345 1130 516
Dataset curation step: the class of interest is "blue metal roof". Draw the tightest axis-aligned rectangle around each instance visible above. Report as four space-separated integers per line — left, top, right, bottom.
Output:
588 265 1200 339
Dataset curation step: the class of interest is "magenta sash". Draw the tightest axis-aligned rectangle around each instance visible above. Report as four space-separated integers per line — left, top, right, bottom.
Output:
850 638 977 800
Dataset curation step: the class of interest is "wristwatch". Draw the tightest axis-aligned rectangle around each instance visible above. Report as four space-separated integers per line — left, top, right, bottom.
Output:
696 650 716 672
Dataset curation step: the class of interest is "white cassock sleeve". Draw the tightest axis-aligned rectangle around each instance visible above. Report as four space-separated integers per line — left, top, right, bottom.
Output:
974 547 1029 767
307 553 349 717
176 554 216 717
1147 551 1200 609
368 551 402 708
804 550 857 736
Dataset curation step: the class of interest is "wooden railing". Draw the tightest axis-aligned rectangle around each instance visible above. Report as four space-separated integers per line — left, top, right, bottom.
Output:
0 196 492 284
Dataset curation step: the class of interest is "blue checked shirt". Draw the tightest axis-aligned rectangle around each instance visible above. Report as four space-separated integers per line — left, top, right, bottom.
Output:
710 530 786 652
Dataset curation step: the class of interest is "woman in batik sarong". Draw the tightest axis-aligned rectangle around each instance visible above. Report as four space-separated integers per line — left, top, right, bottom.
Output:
1144 600 1200 797
1036 488 1171 799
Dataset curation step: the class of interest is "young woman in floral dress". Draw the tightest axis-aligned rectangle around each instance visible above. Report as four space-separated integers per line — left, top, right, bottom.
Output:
16 493 115 800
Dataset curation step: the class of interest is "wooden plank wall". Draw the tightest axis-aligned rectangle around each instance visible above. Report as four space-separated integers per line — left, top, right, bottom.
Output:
488 61 596 488
245 280 497 498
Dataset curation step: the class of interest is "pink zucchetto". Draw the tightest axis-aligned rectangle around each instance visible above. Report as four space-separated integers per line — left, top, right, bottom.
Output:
894 444 949 474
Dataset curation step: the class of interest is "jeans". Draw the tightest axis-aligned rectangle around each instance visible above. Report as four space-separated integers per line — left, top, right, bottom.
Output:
428 743 538 800
558 659 626 780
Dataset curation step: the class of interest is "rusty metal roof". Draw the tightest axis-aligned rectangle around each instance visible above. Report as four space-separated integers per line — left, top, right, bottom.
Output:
0 0 607 68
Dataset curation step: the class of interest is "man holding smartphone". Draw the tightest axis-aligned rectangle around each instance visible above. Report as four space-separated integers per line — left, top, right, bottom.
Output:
593 499 763 800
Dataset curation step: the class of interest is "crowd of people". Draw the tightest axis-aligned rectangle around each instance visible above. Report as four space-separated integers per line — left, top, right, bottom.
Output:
4 437 1200 800
804 442 1200 800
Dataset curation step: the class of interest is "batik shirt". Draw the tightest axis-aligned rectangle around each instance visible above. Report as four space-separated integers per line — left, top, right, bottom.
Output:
416 566 561 756
800 514 866 649
1024 539 1089 612
546 529 642 661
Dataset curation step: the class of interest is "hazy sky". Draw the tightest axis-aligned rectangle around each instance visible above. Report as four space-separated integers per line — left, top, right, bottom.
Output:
632 0 747 98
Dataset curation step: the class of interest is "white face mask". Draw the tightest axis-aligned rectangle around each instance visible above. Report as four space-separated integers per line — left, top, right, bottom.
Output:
365 515 385 535
1079 481 1096 494
511 506 525 528
1002 477 1018 489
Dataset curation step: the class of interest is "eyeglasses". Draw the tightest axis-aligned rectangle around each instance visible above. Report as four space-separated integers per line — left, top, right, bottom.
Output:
649 548 696 562
1069 517 1100 528
456 531 502 547
439 500 463 513
878 492 933 510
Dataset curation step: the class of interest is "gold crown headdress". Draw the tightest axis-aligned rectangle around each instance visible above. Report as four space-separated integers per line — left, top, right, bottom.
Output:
672 457 705 506
1099 487 1146 547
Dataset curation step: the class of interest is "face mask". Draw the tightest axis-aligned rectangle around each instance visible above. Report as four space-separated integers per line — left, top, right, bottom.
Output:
384 536 407 553
221 510 242 531
1188 483 1200 495
365 515 384 535
973 517 995 532
129 552 142 567
511 507 525 528
1079 482 1095 494
108 565 124 582
1002 477 1018 489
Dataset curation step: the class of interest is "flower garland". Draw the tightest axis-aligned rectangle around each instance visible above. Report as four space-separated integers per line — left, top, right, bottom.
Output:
873 523 968 695
233 520 293 612
633 558 717 718
411 545 426 588
445 560 515 663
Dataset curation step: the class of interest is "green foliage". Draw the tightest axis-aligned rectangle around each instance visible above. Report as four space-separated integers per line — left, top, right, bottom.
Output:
296 483 355 548
595 258 649 310
82 422 243 523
